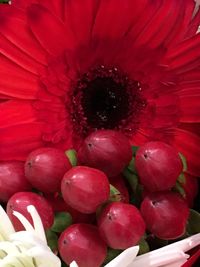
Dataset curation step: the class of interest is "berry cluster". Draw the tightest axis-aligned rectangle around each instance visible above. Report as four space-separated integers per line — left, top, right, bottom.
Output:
0 130 199 267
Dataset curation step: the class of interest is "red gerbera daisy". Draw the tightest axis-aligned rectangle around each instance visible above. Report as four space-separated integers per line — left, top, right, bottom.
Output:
0 0 200 178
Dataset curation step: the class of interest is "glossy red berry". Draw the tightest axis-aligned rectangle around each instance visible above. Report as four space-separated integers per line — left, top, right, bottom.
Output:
135 141 183 192
61 166 110 214
0 161 31 202
77 130 132 177
7 192 54 231
58 224 107 267
140 191 189 240
97 202 145 249
25 147 71 193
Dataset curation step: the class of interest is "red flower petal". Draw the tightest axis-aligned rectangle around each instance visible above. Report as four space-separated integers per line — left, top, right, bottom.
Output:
133 0 185 48
11 0 37 8
0 6 47 66
27 4 74 56
128 0 162 41
42 0 64 20
0 100 36 128
185 2 200 38
179 123 200 137
0 123 44 161
0 55 39 99
92 0 142 40
0 34 45 75
0 5 25 21
176 0 196 40
179 95 200 123
64 0 99 45
172 128 200 177
130 130 149 146
165 34 200 73
12 0 64 20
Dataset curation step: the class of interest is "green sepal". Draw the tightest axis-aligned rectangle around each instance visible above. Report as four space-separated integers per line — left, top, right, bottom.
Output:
127 157 137 175
177 172 186 184
179 153 187 172
61 260 68 267
96 185 122 218
131 145 139 156
138 238 150 255
65 149 77 166
103 248 122 265
51 212 73 233
45 229 58 252
186 209 200 235
123 168 138 193
173 181 186 198
109 184 121 202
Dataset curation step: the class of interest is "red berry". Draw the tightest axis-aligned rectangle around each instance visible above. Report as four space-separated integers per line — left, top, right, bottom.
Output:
135 141 183 192
97 202 145 249
61 166 110 214
109 175 129 203
7 192 54 231
25 147 71 193
58 224 107 267
45 193 96 224
77 130 132 177
140 191 189 240
0 161 31 202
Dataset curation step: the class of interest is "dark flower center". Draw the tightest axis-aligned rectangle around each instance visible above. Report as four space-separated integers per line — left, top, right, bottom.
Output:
70 66 146 137
82 76 129 128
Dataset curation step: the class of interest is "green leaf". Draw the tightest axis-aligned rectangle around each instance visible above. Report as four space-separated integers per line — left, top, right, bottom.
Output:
45 229 58 252
179 153 187 172
0 0 10 3
51 212 73 233
186 209 200 235
109 184 121 202
65 149 77 166
103 248 122 265
123 168 138 192
138 239 150 255
127 157 137 174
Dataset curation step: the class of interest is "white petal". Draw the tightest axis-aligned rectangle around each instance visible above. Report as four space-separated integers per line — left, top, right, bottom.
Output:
129 250 189 267
105 246 139 267
0 250 7 260
157 234 200 253
162 258 188 267
26 246 61 267
0 206 15 240
0 255 25 267
0 234 5 242
0 242 20 255
12 211 35 234
14 254 35 267
70 261 79 267
128 233 200 267
27 206 47 244
9 232 48 250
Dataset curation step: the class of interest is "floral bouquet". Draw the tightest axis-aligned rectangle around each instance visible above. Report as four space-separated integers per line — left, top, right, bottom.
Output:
0 0 200 267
